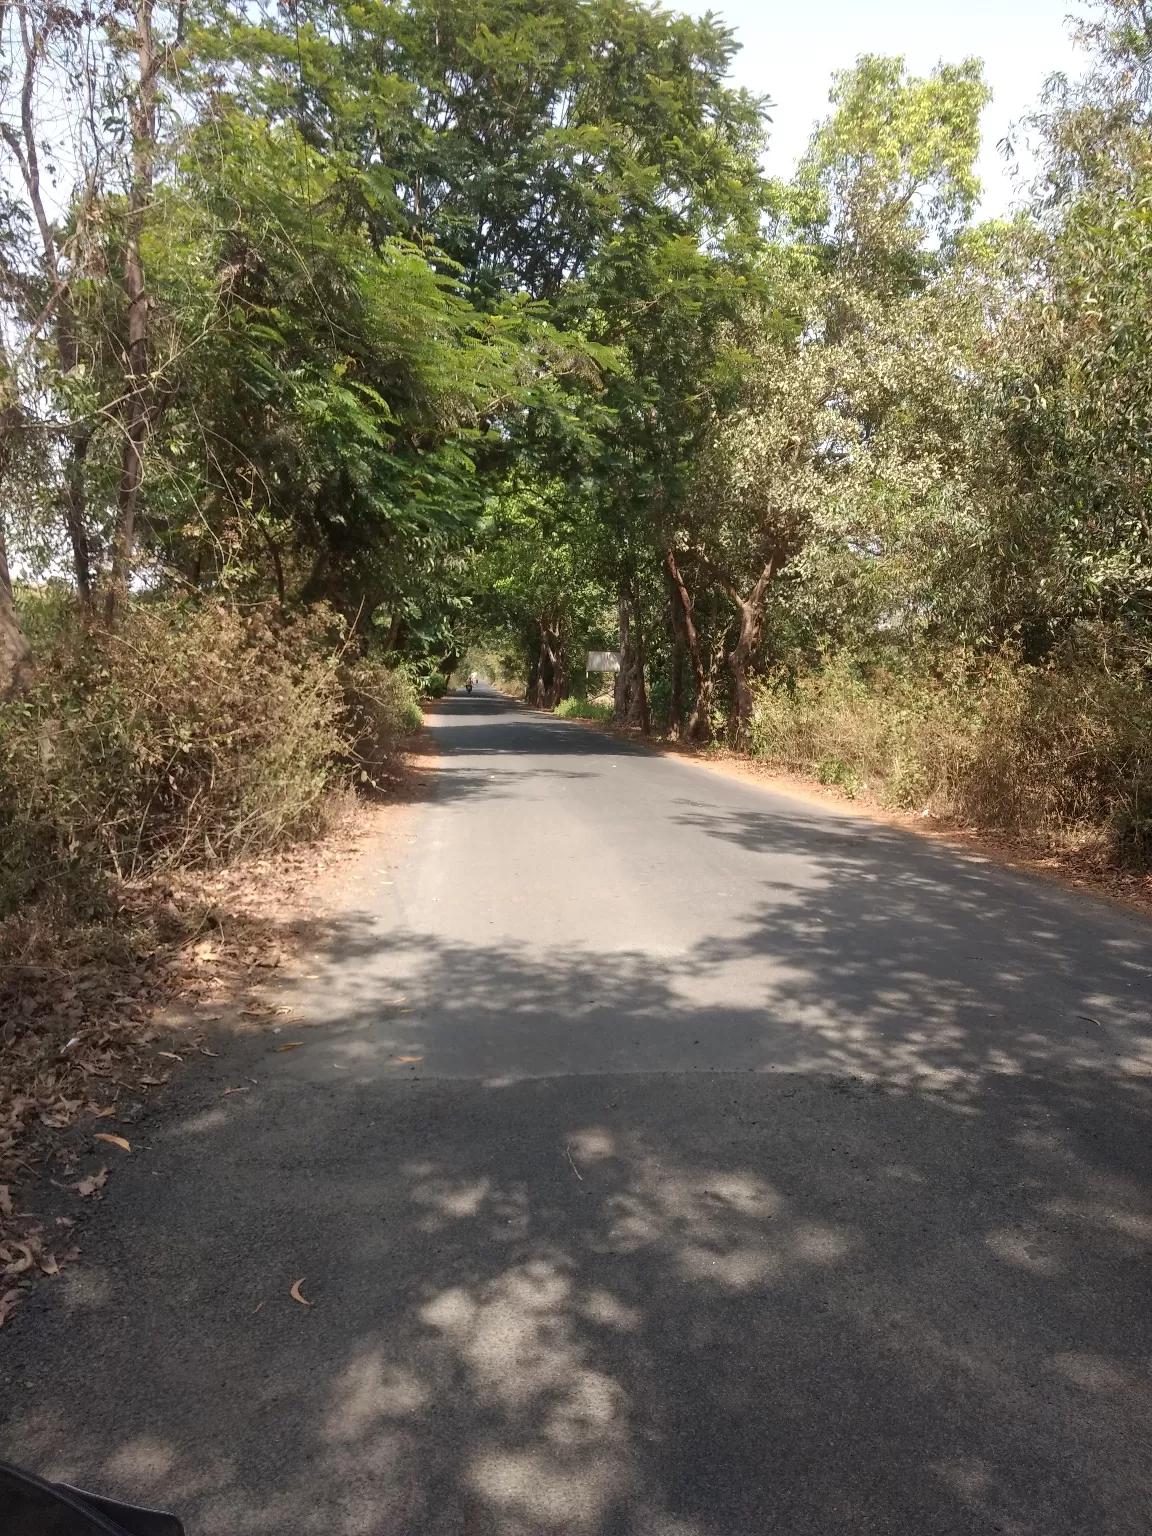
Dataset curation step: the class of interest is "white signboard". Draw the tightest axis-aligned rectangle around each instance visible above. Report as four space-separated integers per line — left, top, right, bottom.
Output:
587 651 621 673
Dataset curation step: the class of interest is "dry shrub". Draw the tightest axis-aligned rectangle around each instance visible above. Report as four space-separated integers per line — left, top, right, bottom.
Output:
0 599 421 1252
749 638 1152 850
0 599 418 912
341 657 423 785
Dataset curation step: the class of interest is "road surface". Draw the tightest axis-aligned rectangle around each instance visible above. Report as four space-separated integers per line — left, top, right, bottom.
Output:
4 688 1152 1534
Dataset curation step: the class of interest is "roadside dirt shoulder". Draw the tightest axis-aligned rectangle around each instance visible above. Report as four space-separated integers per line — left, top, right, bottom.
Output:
0 730 439 1327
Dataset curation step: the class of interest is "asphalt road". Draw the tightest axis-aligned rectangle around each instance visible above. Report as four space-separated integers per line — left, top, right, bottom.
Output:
5 688 1152 1535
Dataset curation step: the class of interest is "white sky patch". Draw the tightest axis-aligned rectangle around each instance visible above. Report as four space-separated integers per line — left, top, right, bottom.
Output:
698 0 1088 217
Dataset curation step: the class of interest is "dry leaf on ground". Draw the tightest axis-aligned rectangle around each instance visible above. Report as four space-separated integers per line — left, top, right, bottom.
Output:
0 1288 24 1327
274 1042 304 1053
0 771 423 1271
2 1242 36 1275
290 1278 313 1306
94 1133 131 1153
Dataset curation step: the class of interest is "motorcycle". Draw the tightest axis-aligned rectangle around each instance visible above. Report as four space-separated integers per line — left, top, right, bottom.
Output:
0 1458 184 1535
465 680 473 693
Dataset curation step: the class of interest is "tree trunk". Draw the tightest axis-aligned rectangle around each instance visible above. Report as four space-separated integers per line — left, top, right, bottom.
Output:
628 580 649 733
1 4 96 607
727 597 758 728
707 556 778 734
107 0 159 622
62 428 94 605
0 514 33 701
613 597 631 721
531 617 562 706
0 377 32 698
667 606 684 740
537 624 559 708
615 591 650 731
665 549 710 741
548 633 566 707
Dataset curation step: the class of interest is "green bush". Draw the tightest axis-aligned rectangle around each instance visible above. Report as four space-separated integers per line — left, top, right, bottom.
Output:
817 756 865 796
423 671 449 699
554 697 613 721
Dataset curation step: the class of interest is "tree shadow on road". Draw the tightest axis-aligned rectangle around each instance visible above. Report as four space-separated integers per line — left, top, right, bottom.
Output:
6 1065 1152 1536
5 757 1152 1536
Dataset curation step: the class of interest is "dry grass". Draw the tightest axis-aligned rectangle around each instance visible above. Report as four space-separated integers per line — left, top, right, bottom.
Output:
1 602 345 907
0 740 435 1326
0 598 423 911
0 597 426 1322
748 644 1152 854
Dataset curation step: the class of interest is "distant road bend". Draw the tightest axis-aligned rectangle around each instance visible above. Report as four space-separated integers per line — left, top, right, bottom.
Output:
5 684 1152 1535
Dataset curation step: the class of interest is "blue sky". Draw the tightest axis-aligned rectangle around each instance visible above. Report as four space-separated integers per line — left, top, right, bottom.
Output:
697 0 1088 215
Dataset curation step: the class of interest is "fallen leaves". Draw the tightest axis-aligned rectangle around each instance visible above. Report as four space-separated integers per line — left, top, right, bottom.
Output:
274 1042 304 1053
290 1278 313 1307
75 1167 108 1198
0 925 187 1215
2 1242 36 1275
94 1133 131 1153
222 1086 250 1096
0 1227 65 1302
396 1056 423 1064
0 770 419 1301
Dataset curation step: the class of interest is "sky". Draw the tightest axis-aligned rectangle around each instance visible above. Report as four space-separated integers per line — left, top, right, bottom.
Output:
698 0 1089 216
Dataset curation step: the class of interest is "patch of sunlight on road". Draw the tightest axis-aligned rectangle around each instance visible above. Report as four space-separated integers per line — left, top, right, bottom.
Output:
421 1260 636 1531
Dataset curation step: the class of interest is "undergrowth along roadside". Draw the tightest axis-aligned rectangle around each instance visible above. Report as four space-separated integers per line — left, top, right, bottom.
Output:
554 697 613 721
0 826 368 1327
0 595 425 1318
0 596 422 909
748 640 1152 857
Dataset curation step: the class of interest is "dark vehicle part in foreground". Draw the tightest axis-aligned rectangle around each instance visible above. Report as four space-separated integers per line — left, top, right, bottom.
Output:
0 1459 184 1535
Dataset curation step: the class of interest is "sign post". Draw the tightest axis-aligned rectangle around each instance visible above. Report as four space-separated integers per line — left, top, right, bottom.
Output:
586 651 621 674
